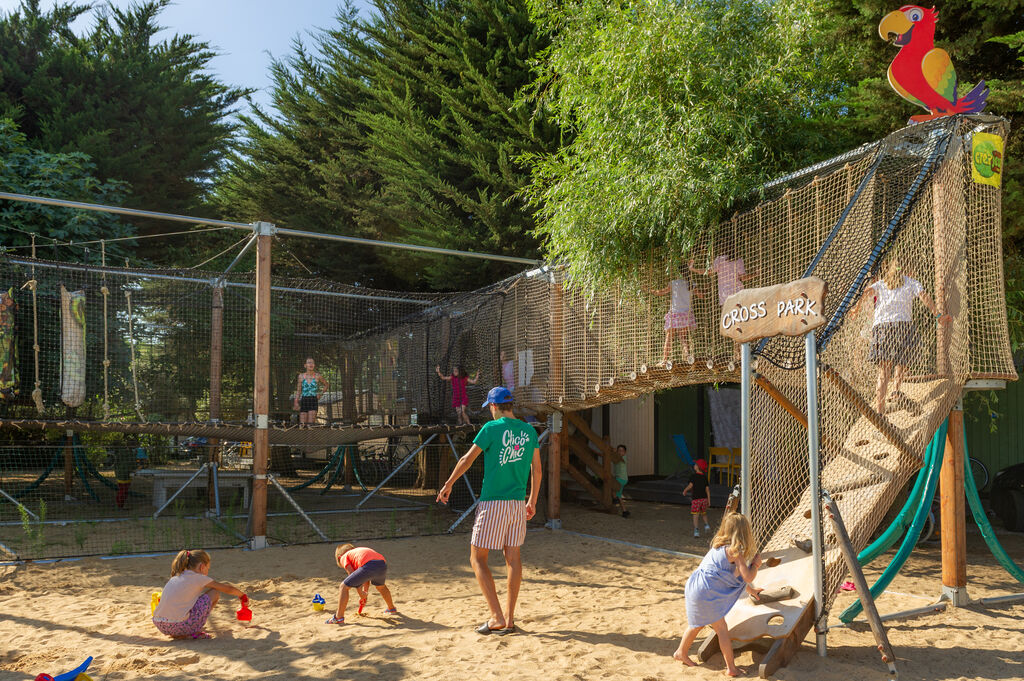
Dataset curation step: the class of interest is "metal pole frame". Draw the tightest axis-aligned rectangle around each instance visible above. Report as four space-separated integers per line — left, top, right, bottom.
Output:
0 538 18 559
0 488 40 520
445 434 477 503
356 434 438 509
805 332 826 656
211 462 222 518
2 256 436 306
0 191 542 265
152 463 210 519
267 473 329 542
740 342 752 515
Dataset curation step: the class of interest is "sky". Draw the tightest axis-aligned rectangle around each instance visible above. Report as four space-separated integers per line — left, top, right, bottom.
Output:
0 0 374 115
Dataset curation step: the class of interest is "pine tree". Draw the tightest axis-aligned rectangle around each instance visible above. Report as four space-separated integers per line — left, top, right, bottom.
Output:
0 0 249 258
216 0 558 290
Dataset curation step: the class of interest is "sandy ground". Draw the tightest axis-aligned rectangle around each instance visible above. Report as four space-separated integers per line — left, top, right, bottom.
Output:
2 501 1023 681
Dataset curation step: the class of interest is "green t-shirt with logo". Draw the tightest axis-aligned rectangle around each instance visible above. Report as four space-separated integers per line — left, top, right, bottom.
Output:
473 417 538 501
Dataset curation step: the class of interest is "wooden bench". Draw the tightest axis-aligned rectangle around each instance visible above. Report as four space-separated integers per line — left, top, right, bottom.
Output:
135 468 251 509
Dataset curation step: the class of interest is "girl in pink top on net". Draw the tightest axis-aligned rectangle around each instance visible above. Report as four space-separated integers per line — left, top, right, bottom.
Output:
436 365 479 425
152 549 247 640
690 255 756 370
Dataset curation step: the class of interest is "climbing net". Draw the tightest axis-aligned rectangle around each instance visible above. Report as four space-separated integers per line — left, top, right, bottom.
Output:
0 115 1012 569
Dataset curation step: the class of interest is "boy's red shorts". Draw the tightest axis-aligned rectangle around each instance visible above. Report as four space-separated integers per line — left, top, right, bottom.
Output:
690 498 709 514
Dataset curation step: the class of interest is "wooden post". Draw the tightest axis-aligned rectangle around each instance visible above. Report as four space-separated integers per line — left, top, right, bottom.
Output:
437 437 448 491
344 446 354 488
250 225 273 549
940 398 968 604
601 437 613 509
547 274 564 527
208 283 224 512
547 413 563 527
63 427 73 498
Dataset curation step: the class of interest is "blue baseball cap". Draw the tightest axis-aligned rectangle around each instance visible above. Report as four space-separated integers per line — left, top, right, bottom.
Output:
481 386 513 407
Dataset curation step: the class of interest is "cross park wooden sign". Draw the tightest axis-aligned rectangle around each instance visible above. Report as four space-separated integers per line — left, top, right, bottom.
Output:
719 277 828 344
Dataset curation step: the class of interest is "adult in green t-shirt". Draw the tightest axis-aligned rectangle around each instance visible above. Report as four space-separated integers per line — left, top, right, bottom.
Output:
437 386 541 636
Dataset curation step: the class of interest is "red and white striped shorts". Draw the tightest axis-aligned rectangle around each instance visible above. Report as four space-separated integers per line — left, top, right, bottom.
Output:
471 500 527 550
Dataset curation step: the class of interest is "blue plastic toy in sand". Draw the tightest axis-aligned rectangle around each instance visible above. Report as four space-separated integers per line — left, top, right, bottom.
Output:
35 656 93 681
312 593 326 611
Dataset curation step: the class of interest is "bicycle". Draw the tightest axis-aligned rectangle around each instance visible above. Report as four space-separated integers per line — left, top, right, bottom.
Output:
969 456 989 493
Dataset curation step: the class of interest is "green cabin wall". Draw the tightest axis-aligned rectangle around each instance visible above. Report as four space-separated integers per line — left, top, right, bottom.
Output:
964 376 1024 489
654 385 712 476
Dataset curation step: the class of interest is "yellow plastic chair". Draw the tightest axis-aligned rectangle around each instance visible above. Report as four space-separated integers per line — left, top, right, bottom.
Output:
708 447 735 485
730 447 744 486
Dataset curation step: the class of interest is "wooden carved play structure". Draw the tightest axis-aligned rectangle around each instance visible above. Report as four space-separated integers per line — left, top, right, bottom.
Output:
1 114 1021 675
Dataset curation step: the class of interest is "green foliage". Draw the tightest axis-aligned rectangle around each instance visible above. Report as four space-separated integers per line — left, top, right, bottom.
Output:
521 0 851 289
0 0 249 259
1004 253 1024 353
0 119 131 252
19 498 46 554
217 0 558 289
109 539 132 554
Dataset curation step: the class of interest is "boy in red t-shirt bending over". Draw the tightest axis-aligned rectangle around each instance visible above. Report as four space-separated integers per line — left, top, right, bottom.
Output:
327 543 398 624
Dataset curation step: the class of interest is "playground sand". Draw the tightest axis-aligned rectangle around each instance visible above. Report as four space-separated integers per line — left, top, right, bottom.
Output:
1 502 1023 681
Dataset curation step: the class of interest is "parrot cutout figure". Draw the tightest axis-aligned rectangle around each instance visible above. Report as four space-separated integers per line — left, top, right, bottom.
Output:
879 5 988 122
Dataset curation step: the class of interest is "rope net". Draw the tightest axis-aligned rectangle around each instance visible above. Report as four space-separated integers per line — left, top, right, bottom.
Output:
0 115 1014 572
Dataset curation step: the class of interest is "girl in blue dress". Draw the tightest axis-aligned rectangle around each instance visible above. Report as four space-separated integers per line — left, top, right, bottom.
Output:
293 357 329 425
673 512 763 676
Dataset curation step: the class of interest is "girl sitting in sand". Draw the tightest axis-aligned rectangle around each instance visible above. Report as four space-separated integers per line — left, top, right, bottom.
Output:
673 512 763 676
152 549 248 640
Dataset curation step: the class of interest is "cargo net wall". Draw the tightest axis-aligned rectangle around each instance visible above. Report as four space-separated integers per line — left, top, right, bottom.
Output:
551 117 1015 412
0 253 552 558
261 268 552 547
0 259 257 559
551 115 1014 616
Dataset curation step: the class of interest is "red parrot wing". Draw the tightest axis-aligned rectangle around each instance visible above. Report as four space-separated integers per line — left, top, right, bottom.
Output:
888 63 926 110
921 48 957 104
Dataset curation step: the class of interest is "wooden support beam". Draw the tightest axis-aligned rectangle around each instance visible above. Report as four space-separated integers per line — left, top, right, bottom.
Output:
437 436 449 491
823 492 898 677
250 231 272 547
821 366 919 463
63 428 73 497
548 277 564 525
208 284 224 511
564 411 621 462
548 428 562 523
602 437 613 509
941 402 968 594
754 375 808 428
563 461 609 510
753 374 846 457
566 435 613 482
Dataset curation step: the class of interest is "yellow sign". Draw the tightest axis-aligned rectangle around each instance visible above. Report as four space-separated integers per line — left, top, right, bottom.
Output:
971 132 1004 188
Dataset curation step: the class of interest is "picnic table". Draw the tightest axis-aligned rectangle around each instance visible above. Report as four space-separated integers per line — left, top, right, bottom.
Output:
134 468 252 509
